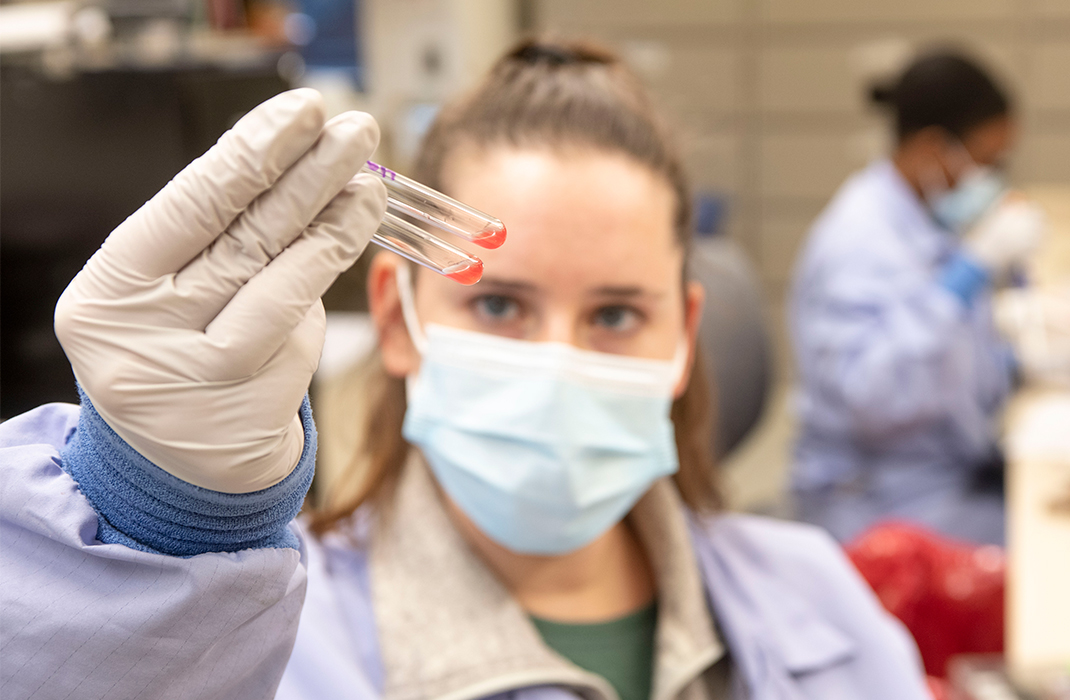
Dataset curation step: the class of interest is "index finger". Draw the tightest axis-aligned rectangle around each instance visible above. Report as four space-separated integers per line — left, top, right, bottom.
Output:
94 88 327 280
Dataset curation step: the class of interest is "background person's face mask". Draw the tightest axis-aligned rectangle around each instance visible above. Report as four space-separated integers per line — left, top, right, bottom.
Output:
923 142 1007 233
396 264 686 555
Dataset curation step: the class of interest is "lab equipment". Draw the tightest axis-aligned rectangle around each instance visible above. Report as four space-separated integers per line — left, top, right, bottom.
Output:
363 160 507 285
377 212 484 286
365 161 506 249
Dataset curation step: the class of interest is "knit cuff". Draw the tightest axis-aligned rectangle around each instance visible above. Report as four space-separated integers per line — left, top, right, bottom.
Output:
60 388 316 557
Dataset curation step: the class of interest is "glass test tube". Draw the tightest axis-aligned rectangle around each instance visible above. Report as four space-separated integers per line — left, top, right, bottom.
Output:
363 160 506 263
362 161 506 284
373 213 484 286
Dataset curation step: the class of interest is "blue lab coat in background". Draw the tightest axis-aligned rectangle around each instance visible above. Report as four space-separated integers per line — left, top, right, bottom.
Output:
789 160 1014 545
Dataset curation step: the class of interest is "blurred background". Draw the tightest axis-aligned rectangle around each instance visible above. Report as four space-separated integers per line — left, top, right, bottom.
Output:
4 0 1068 490
1 0 1068 694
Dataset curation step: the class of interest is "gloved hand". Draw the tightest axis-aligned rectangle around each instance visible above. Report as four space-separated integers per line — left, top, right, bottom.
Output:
54 88 387 494
961 197 1048 277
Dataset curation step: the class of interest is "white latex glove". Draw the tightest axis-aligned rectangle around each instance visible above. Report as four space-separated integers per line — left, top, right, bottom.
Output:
54 89 387 493
962 197 1048 277
995 286 1070 387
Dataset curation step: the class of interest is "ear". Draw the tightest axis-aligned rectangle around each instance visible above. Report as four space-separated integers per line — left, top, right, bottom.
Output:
898 126 954 196
673 280 706 398
367 252 420 378
914 126 968 187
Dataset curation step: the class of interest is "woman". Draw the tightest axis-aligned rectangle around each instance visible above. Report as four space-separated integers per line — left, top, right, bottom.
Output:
788 51 1046 546
278 41 928 700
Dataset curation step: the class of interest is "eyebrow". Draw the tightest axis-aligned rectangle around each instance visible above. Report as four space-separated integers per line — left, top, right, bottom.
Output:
589 285 651 297
475 277 539 292
475 278 662 299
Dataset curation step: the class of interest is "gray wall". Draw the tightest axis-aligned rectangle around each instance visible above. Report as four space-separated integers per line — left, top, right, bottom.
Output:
532 0 1070 378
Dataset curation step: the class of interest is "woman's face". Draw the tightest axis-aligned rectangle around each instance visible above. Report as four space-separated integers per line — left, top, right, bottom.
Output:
369 147 704 397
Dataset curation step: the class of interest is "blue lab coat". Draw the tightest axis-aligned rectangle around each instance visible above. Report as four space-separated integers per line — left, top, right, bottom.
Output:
1 402 930 699
789 160 1014 545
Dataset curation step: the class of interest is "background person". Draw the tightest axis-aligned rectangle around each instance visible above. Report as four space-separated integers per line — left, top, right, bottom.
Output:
788 50 1047 546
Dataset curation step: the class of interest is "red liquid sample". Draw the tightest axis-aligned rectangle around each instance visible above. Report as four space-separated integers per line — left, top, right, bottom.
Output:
445 260 484 285
471 225 507 250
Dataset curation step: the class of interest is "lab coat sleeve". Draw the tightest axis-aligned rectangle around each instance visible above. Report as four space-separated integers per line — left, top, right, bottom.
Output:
0 402 313 700
795 236 1001 441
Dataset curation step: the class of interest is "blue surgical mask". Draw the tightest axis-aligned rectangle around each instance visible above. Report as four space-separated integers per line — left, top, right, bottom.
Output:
927 164 1007 233
396 265 685 555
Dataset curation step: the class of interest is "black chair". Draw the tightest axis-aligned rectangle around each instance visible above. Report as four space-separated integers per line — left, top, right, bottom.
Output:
690 236 772 458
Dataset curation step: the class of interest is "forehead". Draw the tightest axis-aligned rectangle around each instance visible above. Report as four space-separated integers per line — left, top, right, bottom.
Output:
441 147 681 289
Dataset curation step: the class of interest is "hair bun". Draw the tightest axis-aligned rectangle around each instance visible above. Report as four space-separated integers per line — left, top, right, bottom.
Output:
507 40 614 68
869 80 897 107
512 43 581 66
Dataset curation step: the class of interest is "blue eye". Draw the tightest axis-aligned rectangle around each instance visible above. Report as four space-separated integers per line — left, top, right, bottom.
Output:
593 305 641 331
473 295 520 322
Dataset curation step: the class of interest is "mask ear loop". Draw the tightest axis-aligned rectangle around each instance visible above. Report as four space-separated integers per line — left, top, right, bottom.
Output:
920 163 952 203
669 337 691 388
395 263 428 354
924 137 984 199
947 138 980 174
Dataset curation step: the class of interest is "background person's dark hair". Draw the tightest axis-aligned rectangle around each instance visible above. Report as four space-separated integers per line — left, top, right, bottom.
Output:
870 50 1012 142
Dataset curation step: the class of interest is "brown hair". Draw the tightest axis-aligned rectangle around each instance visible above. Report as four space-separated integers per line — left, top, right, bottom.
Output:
308 38 721 535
